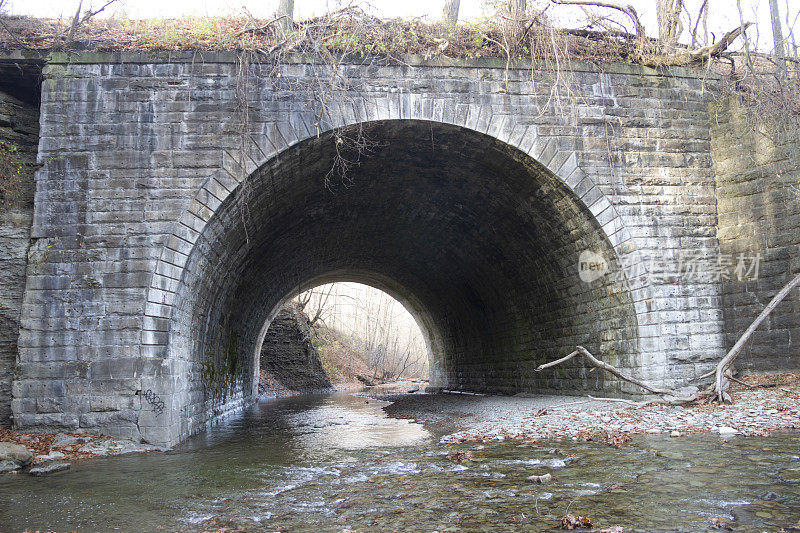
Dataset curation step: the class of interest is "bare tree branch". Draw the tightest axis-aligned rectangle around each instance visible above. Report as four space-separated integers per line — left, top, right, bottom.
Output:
535 346 691 398
651 22 753 65
713 272 800 401
550 0 645 38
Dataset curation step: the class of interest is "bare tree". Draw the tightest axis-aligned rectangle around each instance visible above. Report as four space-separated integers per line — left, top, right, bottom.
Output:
300 283 428 381
55 0 120 48
443 0 460 24
296 284 337 328
786 0 799 60
278 0 294 34
769 0 787 76
656 0 684 52
690 0 709 47
511 0 527 20
551 0 645 39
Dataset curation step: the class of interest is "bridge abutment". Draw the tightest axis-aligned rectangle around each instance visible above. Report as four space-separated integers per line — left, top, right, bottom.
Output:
6 53 773 446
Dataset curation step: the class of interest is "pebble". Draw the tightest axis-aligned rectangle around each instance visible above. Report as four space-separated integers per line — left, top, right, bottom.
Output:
390 385 800 445
35 451 65 462
526 473 552 483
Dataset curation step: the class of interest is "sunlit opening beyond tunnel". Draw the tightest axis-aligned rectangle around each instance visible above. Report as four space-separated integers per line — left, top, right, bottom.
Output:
257 282 430 395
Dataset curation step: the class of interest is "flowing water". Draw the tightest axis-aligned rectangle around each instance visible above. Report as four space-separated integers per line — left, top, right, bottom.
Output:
2 392 800 532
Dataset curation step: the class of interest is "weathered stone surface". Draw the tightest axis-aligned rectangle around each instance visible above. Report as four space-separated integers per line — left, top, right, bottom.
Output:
77 438 150 455
0 459 22 472
35 450 65 461
0 441 33 465
0 52 790 448
51 432 91 447
259 304 332 394
0 89 37 427
710 99 800 372
29 461 70 475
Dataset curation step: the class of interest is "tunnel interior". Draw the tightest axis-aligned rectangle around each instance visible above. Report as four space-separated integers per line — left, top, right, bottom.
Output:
169 120 639 422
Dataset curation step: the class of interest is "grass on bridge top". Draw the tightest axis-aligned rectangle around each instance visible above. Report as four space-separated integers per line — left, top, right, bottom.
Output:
0 8 640 63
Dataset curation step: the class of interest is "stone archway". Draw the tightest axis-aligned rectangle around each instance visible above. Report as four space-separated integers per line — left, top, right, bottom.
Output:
140 118 649 445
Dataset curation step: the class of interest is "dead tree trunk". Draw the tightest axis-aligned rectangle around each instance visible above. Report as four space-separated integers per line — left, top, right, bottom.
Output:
278 0 294 34
768 0 787 77
657 0 684 53
443 0 460 24
536 271 800 405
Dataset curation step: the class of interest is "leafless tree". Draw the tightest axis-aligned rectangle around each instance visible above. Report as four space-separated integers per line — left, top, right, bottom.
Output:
278 0 294 34
443 0 460 24
690 0 709 47
656 0 684 52
296 284 337 328
551 0 645 38
54 0 120 48
298 283 428 381
768 0 787 76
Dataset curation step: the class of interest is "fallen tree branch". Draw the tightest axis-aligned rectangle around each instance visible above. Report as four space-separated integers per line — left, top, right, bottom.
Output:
728 375 755 389
535 346 700 402
538 271 800 405
551 0 645 39
649 22 753 65
586 394 650 406
713 271 800 402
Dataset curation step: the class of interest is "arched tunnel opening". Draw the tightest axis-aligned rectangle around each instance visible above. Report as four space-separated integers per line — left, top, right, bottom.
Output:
257 281 430 396
170 119 640 425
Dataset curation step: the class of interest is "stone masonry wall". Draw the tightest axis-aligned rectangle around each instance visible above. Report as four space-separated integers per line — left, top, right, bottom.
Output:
711 99 800 371
0 90 37 426
11 53 728 445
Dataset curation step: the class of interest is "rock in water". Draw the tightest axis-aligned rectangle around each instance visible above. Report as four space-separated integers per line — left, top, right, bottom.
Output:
527 473 552 483
0 442 33 466
29 462 71 476
0 460 22 473
717 426 738 435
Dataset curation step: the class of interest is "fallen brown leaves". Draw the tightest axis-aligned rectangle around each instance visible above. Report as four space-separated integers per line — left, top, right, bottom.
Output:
560 514 593 529
447 450 474 463
0 427 123 463
602 433 632 448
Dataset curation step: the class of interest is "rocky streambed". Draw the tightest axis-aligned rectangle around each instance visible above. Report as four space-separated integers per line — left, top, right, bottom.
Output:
0 428 164 476
379 374 800 444
1 392 800 531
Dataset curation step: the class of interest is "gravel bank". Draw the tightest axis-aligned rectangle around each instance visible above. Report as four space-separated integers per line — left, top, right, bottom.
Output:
380 374 800 444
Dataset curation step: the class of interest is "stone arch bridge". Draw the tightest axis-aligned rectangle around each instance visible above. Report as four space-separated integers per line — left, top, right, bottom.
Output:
1 52 797 447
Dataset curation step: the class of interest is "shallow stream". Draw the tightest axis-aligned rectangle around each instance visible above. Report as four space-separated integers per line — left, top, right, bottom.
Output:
2 392 800 532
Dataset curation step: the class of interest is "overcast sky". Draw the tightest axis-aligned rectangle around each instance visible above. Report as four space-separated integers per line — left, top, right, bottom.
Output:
4 0 799 51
